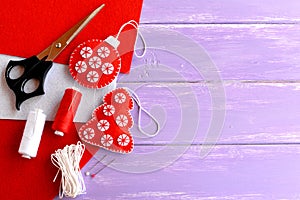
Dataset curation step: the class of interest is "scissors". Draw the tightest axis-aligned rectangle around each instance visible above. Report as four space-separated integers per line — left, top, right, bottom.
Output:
5 4 105 110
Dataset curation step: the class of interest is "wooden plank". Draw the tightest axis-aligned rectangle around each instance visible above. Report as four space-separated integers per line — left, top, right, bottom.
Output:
127 24 300 82
141 0 300 23
115 82 300 144
61 145 300 199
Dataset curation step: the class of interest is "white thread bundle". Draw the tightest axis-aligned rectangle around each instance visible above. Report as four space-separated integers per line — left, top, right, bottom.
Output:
51 141 86 199
18 108 46 159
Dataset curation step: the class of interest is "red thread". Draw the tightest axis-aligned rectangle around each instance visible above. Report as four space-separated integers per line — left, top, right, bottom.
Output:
52 88 82 136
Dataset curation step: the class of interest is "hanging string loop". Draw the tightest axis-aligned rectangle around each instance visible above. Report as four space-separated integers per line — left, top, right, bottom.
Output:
126 88 160 137
115 20 146 58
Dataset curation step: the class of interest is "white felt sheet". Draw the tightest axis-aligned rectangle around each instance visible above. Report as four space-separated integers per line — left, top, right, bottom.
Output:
0 54 116 122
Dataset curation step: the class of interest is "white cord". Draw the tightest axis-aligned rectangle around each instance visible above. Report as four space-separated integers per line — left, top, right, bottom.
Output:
51 141 86 199
126 88 160 137
116 20 147 58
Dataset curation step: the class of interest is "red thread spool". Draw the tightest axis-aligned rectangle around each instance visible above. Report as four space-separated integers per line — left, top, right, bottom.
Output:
52 88 82 136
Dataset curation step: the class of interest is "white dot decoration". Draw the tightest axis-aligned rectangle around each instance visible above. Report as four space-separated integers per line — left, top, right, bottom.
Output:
83 128 95 140
101 63 114 75
103 105 115 116
88 56 102 69
116 114 128 127
75 61 87 73
80 46 93 58
97 120 110 131
97 46 110 58
117 134 130 146
101 134 113 147
114 93 126 104
86 71 99 83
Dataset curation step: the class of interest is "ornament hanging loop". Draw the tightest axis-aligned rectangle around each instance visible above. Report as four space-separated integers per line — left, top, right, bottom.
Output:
116 20 146 58
126 88 160 137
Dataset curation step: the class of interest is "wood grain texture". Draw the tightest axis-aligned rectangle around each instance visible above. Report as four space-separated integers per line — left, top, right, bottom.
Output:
57 1 300 199
141 0 300 23
57 145 300 200
126 24 300 81
117 82 300 144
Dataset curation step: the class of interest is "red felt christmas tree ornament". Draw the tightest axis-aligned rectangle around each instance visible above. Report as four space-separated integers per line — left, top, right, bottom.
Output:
78 88 134 153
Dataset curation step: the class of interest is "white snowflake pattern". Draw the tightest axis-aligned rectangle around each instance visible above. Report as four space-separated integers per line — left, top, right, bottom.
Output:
97 120 110 131
83 128 95 140
75 61 87 73
101 134 113 147
117 134 130 146
115 114 128 127
103 105 115 116
80 46 93 58
101 63 114 75
89 56 102 69
114 93 126 104
97 46 110 58
86 71 99 83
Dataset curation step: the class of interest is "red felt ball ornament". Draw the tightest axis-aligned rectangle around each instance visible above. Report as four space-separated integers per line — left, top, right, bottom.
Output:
69 37 121 88
69 20 146 88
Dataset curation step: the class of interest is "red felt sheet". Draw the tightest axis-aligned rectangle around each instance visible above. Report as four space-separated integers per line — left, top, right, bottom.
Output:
0 0 143 199
0 120 96 199
0 0 142 74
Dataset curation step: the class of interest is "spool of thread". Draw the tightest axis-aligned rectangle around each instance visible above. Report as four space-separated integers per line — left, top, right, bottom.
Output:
52 87 82 136
18 109 46 159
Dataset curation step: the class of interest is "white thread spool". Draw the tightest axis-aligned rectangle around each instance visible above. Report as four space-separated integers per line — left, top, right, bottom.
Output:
18 109 46 159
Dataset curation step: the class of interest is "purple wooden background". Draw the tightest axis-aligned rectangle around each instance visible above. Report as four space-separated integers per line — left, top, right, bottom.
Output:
57 1 300 199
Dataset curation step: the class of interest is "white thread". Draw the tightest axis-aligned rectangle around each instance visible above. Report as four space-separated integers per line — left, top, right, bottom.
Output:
51 141 86 199
126 88 160 137
18 109 46 159
115 20 147 58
